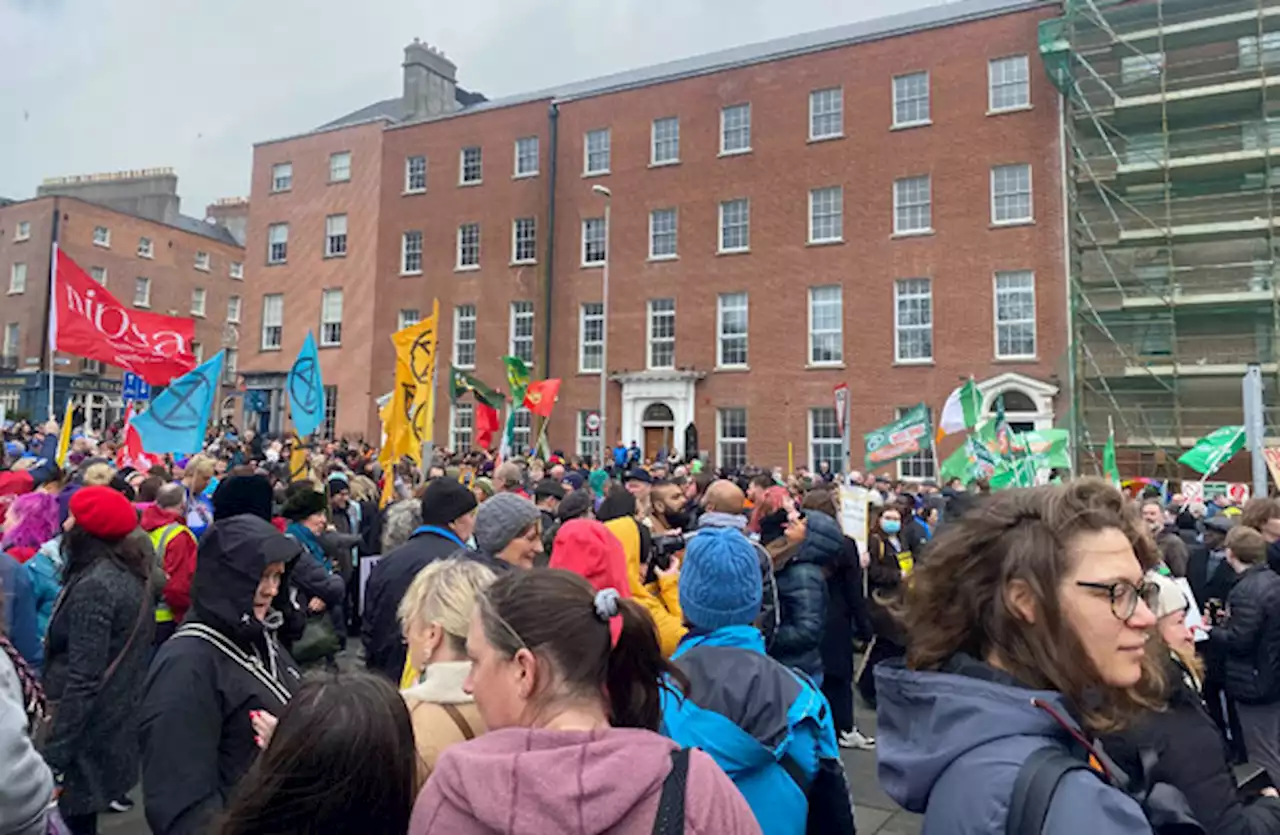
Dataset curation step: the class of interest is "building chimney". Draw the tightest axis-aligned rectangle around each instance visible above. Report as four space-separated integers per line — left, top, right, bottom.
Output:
205 197 250 246
403 39 459 121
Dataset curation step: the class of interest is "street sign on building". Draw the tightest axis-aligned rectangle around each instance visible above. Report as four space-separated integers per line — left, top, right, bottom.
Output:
122 372 152 401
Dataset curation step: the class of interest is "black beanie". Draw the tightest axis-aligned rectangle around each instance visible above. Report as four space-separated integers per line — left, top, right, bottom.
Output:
280 486 327 522
213 475 275 521
420 478 478 528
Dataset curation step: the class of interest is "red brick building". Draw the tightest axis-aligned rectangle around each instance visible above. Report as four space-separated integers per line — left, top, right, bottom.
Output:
241 0 1068 475
0 171 246 428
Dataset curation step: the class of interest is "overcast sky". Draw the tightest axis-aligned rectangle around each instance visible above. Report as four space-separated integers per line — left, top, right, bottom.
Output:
1 0 953 215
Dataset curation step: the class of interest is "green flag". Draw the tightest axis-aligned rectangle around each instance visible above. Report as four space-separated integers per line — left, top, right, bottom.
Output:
1102 421 1120 486
1178 426 1245 476
450 366 504 409
864 404 932 469
500 356 532 456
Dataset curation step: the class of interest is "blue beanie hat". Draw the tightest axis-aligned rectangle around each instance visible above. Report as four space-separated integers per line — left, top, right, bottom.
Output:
679 528 762 631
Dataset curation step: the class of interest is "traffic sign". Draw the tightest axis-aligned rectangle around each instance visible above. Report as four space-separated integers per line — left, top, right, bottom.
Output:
122 372 152 401
1181 481 1203 502
585 412 601 432
1227 483 1251 504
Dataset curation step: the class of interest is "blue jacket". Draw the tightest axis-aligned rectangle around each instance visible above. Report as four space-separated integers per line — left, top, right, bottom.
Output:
875 655 1152 834
26 535 63 640
0 551 42 669
768 510 843 677
660 625 840 835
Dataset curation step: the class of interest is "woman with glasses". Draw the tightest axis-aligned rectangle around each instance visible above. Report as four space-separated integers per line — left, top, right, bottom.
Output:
468 493 543 571
408 569 761 835
874 480 1162 834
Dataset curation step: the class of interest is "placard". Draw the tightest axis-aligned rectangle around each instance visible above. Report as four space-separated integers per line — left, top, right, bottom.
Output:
838 486 870 555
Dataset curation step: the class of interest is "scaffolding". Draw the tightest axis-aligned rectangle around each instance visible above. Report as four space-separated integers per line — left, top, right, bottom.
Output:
1041 0 1280 477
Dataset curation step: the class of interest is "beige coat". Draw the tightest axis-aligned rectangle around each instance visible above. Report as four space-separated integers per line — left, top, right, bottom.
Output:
402 661 486 788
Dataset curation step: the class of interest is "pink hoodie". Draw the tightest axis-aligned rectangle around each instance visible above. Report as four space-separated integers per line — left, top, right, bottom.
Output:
410 726 762 835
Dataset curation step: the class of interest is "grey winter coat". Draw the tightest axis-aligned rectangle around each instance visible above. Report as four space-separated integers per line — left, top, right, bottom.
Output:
0 652 53 835
42 557 153 817
876 655 1152 835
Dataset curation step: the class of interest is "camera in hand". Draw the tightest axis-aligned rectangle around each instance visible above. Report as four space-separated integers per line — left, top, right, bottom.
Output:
644 533 688 584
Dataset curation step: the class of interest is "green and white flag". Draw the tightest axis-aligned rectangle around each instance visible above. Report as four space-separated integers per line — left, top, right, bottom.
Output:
1102 417 1121 487
1178 426 1245 476
864 403 932 469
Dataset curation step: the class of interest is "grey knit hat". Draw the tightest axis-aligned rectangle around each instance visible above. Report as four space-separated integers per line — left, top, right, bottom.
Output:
474 492 542 556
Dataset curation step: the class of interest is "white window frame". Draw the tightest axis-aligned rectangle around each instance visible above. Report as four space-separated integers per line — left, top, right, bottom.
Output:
267 223 288 264
651 117 680 165
646 298 676 370
89 267 106 286
994 270 1037 360
271 162 292 193
896 406 937 481
991 163 1034 226
134 277 151 308
227 295 242 324
893 175 933 235
8 263 26 295
194 251 210 271
13 221 30 242
456 223 481 270
137 237 154 258
509 301 535 366
808 87 844 141
93 226 110 248
514 136 539 178
2 323 18 359
460 146 483 185
893 277 933 364
191 342 203 365
223 348 239 385
807 285 843 366
716 407 748 471
512 408 533 455
453 304 477 369
512 217 537 264
648 208 678 260
582 218 607 266
329 151 352 183
988 54 1031 113
401 230 423 275
718 198 750 253
320 288 343 347
808 407 842 473
808 186 844 244
577 410 602 463
191 287 207 317
450 402 474 453
325 214 348 257
405 155 427 193
892 71 931 128
720 103 752 155
579 302 604 373
261 293 283 350
584 128 611 175
716 292 748 369
398 309 420 330
229 261 244 280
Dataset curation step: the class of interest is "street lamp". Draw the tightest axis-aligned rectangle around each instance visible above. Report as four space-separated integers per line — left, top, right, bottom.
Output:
592 184 612 467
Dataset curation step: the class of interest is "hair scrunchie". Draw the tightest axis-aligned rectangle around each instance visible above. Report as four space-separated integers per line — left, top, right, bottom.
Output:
593 588 624 648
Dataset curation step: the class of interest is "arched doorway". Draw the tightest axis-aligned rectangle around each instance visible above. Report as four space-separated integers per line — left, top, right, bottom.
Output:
642 402 675 462
996 389 1039 433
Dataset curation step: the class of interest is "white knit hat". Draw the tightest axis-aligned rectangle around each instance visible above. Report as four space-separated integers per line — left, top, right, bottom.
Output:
1146 571 1189 619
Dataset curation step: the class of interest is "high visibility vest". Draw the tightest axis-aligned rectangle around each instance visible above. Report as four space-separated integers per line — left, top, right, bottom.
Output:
148 522 192 623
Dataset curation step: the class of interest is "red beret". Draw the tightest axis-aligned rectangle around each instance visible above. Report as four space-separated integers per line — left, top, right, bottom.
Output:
69 486 138 541
0 471 34 498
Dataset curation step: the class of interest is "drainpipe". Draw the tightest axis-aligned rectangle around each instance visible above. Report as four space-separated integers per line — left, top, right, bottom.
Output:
541 102 559 374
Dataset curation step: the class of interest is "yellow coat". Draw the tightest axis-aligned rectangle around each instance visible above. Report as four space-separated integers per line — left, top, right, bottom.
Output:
603 517 686 657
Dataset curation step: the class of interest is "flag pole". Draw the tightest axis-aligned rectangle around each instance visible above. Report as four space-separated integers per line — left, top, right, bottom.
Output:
929 407 942 484
46 241 59 421
421 298 440 469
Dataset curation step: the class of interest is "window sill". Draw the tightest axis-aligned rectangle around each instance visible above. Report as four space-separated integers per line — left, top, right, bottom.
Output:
581 262 605 269
807 238 844 247
994 355 1038 363
891 119 933 131
93 241 110 249
458 180 483 188
269 189 291 195
893 359 935 367
891 229 935 240
260 346 282 353
649 159 680 169
323 253 346 260
455 365 476 372
805 362 846 370
6 290 24 296
134 304 151 310
510 259 537 267
266 261 287 267
194 267 210 273
13 237 30 244
647 254 679 263
455 265 481 273
401 270 423 277
714 365 750 373
512 171 539 180
191 313 206 319
403 189 427 196
990 219 1036 229
582 169 611 179
807 133 845 144
988 104 1033 117
328 178 351 186
577 370 603 376
138 253 153 260
717 248 751 257
318 343 342 349
718 148 752 158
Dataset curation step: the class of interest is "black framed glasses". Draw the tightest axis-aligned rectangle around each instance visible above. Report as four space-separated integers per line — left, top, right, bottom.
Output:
1076 579 1161 621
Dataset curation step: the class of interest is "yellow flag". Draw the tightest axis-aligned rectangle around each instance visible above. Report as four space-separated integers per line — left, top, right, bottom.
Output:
55 398 75 466
289 436 310 483
391 301 440 451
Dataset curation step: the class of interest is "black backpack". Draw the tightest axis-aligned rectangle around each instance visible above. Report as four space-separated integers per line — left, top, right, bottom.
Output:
781 754 857 835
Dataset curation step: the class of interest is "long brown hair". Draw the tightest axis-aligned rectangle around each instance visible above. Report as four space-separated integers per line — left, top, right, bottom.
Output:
477 569 689 731
894 478 1161 733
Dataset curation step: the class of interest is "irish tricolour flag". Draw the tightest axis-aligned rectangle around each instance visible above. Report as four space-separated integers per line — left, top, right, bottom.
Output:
936 378 982 444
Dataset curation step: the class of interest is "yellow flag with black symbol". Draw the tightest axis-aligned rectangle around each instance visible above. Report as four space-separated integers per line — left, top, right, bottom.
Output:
391 300 440 451
289 436 310 483
382 359 418 464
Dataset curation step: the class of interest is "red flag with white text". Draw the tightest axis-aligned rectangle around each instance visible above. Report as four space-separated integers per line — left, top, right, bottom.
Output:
51 247 196 385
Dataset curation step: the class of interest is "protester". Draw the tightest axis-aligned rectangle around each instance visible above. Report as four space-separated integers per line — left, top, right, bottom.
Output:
471 492 543 570
141 515 303 835
398 558 496 780
0 619 55 835
219 674 417 835
2 491 59 563
599 488 686 656
364 479 477 682
548 519 633 596
408 569 761 834
689 480 779 646
659 528 846 835
859 504 909 706
43 486 153 835
280 484 347 653
532 478 564 531
875 480 1160 833
142 483 198 645
1142 498 1190 577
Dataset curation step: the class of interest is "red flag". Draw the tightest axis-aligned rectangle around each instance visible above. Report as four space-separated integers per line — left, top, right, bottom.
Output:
522 379 561 418
116 404 157 472
474 403 501 451
53 248 196 385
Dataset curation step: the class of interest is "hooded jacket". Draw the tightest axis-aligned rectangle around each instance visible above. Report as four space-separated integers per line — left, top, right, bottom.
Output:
660 625 838 835
603 516 686 657
408 726 762 835
25 534 61 640
875 656 1152 834
141 504 197 623
140 515 303 835
548 519 633 596
767 510 842 677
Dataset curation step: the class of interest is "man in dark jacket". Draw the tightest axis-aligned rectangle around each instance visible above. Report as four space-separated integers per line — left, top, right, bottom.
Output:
762 505 842 680
1208 525 1280 783
362 478 477 682
1142 498 1190 577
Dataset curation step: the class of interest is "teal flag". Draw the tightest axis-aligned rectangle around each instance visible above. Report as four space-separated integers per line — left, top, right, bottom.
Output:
131 352 225 454
287 331 326 437
1178 426 1245 476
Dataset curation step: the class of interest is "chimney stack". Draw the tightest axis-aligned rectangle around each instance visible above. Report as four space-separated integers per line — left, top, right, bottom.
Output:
403 39 459 121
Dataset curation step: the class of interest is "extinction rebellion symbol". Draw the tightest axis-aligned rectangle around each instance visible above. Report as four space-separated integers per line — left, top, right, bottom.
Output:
289 355 321 414
151 368 215 431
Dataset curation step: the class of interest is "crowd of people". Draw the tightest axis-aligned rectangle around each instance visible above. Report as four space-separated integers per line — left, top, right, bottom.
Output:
4 414 1280 834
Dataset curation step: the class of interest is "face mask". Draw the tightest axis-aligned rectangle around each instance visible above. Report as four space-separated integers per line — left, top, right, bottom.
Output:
882 520 901 535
